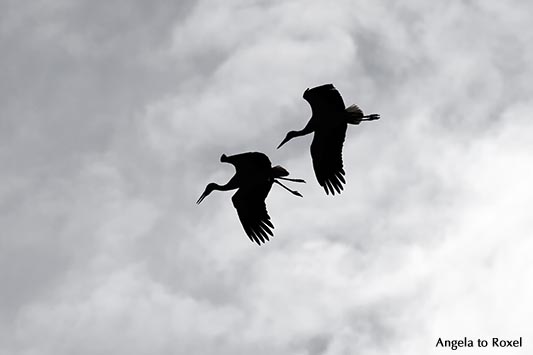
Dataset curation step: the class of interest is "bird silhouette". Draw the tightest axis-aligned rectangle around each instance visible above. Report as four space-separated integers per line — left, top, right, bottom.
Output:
196 152 305 245
277 84 380 195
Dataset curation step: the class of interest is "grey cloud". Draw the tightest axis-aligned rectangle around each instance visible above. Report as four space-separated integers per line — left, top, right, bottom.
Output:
2 0 533 354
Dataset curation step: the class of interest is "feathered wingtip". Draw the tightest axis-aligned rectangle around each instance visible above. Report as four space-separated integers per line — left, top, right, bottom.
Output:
272 165 289 178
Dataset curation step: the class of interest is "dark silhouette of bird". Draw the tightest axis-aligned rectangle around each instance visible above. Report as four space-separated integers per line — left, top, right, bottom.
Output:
196 152 305 245
277 84 380 195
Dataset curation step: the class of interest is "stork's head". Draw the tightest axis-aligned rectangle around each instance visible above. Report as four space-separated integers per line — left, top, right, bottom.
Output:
277 131 298 149
196 183 217 204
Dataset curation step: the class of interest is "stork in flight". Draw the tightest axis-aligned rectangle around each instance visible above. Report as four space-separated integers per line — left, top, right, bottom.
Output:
277 84 380 195
196 152 305 245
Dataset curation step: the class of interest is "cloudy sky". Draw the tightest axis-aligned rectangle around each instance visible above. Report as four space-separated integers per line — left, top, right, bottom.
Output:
1 0 532 354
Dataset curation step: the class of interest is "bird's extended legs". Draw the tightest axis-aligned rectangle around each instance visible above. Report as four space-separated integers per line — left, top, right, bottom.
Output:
278 177 306 183
358 114 380 122
274 180 303 197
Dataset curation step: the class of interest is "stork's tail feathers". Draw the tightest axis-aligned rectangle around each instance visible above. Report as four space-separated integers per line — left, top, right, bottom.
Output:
271 165 289 178
345 104 363 124
346 104 363 115
345 104 380 124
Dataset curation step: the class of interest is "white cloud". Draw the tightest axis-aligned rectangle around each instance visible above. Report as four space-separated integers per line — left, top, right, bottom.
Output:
2 0 533 354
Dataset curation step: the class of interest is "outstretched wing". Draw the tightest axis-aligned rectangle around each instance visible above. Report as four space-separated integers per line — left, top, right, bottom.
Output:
303 84 346 118
303 84 348 195
222 152 271 171
231 182 274 245
310 123 347 195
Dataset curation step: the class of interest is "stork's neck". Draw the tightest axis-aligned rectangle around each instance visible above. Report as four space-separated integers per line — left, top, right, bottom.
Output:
214 175 239 191
298 119 315 136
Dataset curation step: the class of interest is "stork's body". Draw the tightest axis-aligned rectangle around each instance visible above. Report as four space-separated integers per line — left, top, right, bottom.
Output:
278 84 380 195
197 152 305 245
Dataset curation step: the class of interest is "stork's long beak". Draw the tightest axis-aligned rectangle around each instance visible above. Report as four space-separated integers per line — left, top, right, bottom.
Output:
196 190 208 204
277 136 290 149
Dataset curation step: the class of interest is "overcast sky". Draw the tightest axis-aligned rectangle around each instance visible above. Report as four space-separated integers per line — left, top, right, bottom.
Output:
1 1 533 354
